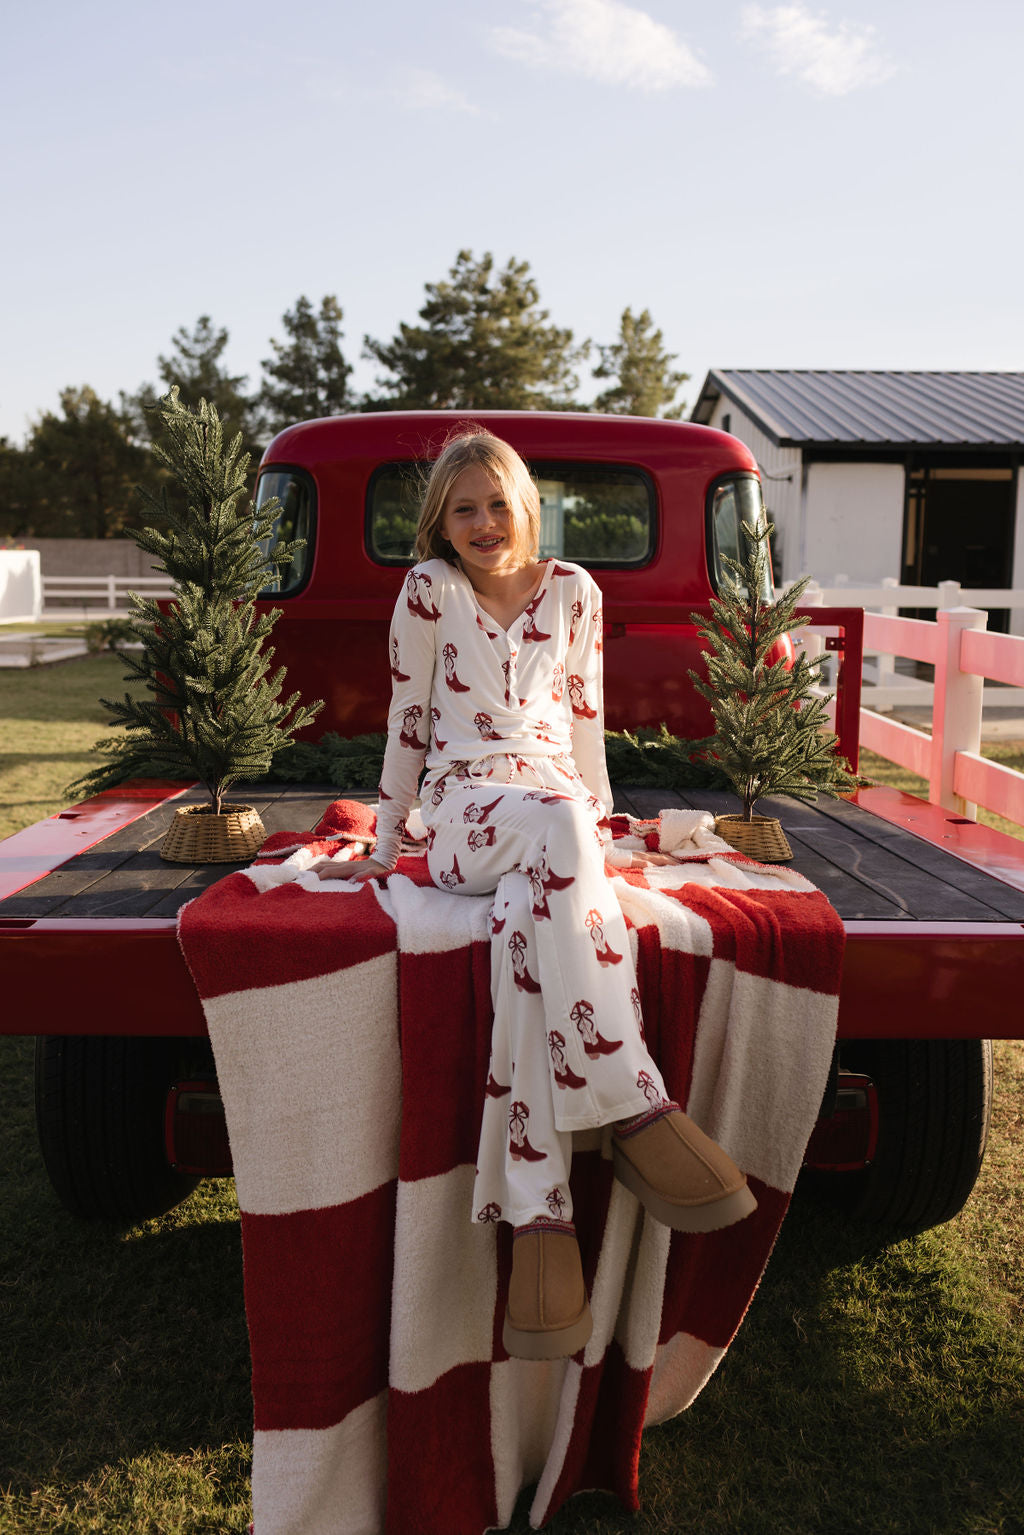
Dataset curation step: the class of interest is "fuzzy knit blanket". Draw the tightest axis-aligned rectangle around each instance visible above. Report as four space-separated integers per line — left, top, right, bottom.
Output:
176 799 845 1535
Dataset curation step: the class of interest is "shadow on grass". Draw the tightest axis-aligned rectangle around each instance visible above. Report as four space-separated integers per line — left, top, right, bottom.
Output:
1 1037 251 1494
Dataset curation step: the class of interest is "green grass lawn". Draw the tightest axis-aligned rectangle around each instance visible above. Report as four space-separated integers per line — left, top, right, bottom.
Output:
0 654 146 842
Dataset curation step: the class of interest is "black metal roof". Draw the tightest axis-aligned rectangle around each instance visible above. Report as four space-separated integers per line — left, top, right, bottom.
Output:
691 370 1024 449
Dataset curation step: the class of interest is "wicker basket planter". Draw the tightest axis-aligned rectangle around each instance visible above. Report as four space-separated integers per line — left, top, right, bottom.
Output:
160 803 266 864
714 813 793 863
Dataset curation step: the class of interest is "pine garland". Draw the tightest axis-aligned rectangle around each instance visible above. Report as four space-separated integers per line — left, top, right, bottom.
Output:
67 726 731 797
688 518 857 820
67 389 323 813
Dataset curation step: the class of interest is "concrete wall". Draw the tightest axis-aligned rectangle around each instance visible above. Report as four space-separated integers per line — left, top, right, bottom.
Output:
10 539 158 577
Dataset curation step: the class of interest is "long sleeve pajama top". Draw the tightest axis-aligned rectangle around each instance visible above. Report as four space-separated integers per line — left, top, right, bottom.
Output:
373 557 612 870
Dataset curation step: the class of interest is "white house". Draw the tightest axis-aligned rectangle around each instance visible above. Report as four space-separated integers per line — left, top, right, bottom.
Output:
690 370 1024 633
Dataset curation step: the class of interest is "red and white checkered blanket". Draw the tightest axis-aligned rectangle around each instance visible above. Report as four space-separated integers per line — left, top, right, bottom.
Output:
177 799 844 1535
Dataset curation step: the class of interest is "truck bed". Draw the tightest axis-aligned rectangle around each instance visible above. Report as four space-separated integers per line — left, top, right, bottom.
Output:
2 783 1023 1039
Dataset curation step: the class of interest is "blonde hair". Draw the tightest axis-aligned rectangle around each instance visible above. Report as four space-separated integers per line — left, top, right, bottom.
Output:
414 429 541 566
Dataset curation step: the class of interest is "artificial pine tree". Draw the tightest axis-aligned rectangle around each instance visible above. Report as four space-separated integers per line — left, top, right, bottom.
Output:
70 388 323 818
689 519 857 824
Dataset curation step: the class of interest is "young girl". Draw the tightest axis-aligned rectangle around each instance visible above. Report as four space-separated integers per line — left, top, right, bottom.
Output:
320 429 756 1359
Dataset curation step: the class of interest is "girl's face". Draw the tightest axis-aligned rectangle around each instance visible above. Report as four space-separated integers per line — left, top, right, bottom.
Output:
440 464 527 582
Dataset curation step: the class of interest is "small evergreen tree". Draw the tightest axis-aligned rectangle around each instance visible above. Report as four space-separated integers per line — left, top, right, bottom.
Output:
593 307 689 418
363 249 586 409
69 389 323 813
259 294 353 434
689 519 857 821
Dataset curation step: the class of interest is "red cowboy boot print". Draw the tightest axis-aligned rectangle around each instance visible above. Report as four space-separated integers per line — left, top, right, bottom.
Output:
529 851 576 919
485 1069 511 1097
585 907 623 966
438 853 465 891
550 563 576 578
463 795 504 825
400 704 427 749
547 1029 588 1089
390 638 410 681
637 1070 666 1110
430 707 448 752
545 1187 568 1219
570 999 622 1058
551 663 565 702
508 1100 547 1162
568 674 598 720
406 569 442 622
474 711 503 742
631 986 645 1041
468 826 497 851
476 611 500 640
568 599 583 645
489 903 507 936
593 606 604 652
520 592 552 644
476 1202 502 1223
508 931 542 992
442 641 472 692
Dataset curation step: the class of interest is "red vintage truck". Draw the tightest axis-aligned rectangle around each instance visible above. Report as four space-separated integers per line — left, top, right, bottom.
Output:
2 411 1022 1238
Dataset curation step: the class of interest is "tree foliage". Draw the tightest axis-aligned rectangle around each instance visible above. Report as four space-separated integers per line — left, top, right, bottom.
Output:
68 389 323 813
593 307 688 418
259 294 353 436
363 250 587 410
0 388 148 539
689 519 857 820
125 316 259 457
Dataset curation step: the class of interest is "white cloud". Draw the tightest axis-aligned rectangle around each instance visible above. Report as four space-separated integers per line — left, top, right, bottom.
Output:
490 0 712 92
740 4 896 96
391 67 480 115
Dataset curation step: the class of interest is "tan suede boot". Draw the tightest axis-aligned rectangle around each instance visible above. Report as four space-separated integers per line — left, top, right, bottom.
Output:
503 1226 593 1360
612 1109 758 1232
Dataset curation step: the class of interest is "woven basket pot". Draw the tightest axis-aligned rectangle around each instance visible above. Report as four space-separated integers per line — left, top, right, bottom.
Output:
160 803 266 864
714 813 794 863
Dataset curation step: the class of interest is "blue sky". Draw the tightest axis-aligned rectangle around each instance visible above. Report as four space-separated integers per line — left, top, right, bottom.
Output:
3 0 1021 443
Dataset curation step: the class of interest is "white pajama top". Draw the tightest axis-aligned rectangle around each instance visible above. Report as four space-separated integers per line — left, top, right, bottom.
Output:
374 557 612 869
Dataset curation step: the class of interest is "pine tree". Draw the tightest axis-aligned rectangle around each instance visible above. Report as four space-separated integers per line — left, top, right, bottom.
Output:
362 249 586 409
689 519 857 821
260 294 353 435
593 307 689 418
69 389 323 813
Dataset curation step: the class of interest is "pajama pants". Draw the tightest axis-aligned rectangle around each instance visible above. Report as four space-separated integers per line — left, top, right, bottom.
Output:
420 756 673 1231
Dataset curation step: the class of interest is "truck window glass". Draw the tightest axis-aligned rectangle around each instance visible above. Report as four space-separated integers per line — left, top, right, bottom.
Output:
708 476 773 601
255 468 316 596
367 461 655 567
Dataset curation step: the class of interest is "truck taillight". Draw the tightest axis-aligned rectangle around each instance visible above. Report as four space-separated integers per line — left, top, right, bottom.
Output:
164 1080 233 1177
802 1072 879 1172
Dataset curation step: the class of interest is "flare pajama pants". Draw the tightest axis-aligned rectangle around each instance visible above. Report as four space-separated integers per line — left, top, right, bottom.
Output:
421 759 673 1231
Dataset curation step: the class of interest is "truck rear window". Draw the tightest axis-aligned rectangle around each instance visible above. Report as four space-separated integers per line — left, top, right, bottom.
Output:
255 468 316 596
707 474 774 601
367 461 655 567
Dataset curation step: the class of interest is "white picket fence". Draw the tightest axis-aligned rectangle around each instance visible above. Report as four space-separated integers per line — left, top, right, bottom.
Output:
42 575 174 614
798 582 1024 825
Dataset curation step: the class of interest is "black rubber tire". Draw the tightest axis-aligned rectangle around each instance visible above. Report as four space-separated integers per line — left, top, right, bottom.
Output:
34 1035 202 1223
806 1038 994 1238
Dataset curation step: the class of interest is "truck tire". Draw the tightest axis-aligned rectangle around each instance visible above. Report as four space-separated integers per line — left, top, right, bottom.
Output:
34 1035 201 1223
807 1038 994 1238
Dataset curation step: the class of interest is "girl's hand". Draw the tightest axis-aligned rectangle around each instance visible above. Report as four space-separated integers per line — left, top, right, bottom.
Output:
317 856 392 882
